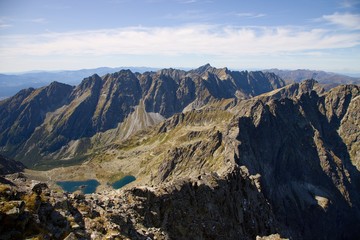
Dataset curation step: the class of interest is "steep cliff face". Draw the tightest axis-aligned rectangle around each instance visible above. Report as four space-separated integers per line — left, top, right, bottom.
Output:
93 70 142 131
234 85 360 239
0 82 73 149
338 92 360 170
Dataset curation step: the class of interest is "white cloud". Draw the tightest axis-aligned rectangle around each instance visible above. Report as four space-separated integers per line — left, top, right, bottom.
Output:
323 12 360 30
0 25 358 58
0 24 359 72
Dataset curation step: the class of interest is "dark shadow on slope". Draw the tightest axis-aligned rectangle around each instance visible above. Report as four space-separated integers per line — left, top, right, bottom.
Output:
113 169 279 240
235 94 360 239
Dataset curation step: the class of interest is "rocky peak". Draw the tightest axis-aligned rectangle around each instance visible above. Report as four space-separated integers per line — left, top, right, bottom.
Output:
72 74 102 97
102 69 136 82
156 68 186 82
190 63 213 75
324 84 359 125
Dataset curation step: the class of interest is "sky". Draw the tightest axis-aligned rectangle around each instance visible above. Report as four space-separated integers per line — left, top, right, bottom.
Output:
0 0 359 73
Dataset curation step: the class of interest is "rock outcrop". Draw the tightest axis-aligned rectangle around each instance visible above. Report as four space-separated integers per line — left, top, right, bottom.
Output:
0 155 25 175
0 167 281 240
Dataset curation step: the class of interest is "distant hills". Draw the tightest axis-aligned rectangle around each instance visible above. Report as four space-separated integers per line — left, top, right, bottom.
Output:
0 67 158 100
264 68 360 90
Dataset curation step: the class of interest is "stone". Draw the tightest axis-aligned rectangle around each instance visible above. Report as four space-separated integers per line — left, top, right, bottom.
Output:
5 201 25 216
64 232 77 240
32 182 49 195
256 233 288 240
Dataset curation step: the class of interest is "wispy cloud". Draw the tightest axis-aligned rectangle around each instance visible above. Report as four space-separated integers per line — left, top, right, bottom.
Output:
0 19 12 29
340 0 359 8
176 0 213 3
0 22 11 29
236 12 266 18
178 0 197 3
0 17 47 26
29 18 47 24
323 12 360 30
164 10 209 20
0 23 11 29
107 0 131 4
1 24 358 59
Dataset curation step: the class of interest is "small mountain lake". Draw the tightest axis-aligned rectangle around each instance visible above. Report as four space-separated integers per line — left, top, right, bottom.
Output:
112 175 136 189
56 176 136 193
56 179 100 194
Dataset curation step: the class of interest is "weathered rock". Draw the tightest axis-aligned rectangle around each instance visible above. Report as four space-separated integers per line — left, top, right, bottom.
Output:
256 233 288 240
32 182 48 195
4 200 25 216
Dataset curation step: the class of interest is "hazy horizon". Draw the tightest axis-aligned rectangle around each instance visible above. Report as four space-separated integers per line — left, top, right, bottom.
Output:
1 0 360 73
2 64 360 78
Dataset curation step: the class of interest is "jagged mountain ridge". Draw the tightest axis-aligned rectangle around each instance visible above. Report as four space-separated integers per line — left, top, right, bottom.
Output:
0 77 359 239
0 64 285 167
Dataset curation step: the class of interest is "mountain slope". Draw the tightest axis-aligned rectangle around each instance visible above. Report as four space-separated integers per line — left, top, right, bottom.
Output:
0 154 25 175
0 82 73 150
0 64 285 167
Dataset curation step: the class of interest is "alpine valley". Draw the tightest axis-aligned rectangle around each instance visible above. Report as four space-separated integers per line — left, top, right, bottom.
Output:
0 64 359 240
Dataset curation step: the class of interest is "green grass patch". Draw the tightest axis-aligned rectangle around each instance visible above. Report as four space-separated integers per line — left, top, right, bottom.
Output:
31 155 90 171
107 171 126 184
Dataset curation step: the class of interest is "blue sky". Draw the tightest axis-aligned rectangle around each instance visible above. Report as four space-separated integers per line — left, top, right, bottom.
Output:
0 0 359 73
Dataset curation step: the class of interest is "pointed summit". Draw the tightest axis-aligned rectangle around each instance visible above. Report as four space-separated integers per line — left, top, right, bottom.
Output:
191 63 213 75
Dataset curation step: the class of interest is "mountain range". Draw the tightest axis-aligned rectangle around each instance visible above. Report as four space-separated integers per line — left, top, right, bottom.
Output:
1 66 359 100
0 64 359 239
0 64 285 167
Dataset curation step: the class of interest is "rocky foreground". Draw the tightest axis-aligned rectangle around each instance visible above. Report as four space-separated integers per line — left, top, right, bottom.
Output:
0 168 287 240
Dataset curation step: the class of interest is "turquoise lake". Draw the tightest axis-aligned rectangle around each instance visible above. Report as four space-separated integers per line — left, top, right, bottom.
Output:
57 175 136 193
112 175 136 189
56 179 100 194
